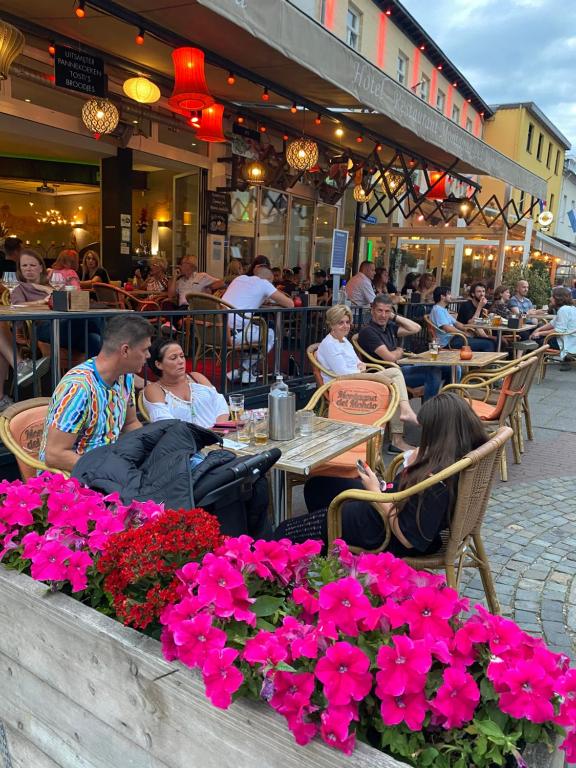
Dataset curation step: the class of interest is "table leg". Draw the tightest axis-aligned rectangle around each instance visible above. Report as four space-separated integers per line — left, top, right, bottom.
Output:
497 330 502 353
51 318 61 390
270 467 286 526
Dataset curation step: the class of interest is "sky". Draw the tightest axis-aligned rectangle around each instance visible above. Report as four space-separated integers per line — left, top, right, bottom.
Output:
401 0 576 152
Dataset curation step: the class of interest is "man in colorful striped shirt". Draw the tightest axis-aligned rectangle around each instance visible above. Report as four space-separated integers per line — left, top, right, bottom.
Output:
40 315 153 473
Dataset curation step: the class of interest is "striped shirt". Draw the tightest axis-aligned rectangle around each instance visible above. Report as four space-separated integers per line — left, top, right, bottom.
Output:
39 358 134 461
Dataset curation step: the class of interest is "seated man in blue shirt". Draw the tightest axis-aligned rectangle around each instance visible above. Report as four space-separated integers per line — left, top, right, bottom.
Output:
358 294 449 400
508 279 536 316
430 287 496 351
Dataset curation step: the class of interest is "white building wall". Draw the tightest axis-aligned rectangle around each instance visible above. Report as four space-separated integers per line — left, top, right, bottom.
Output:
556 158 576 244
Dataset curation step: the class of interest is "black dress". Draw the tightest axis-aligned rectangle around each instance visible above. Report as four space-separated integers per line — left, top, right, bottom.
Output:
275 476 450 556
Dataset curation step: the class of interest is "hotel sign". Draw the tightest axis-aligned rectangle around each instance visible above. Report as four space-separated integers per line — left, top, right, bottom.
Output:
54 45 106 97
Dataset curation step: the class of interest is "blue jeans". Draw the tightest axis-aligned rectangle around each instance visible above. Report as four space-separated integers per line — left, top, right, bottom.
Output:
449 335 497 352
400 365 450 400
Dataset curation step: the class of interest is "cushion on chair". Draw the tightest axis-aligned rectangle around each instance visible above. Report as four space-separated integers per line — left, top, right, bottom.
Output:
6 406 48 480
309 444 366 478
326 379 391 424
469 373 513 421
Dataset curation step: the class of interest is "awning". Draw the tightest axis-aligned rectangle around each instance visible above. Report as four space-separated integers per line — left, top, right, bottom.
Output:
534 231 576 264
194 0 546 199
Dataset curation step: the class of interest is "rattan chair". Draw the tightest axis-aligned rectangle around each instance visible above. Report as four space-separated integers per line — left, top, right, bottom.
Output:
0 397 68 479
92 283 160 312
327 425 513 614
352 333 425 400
423 313 469 349
537 329 576 382
137 390 150 422
306 342 393 389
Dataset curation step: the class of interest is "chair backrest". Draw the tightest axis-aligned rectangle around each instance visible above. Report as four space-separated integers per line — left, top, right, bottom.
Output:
93 283 127 309
423 314 437 342
326 376 393 425
137 390 150 422
187 292 233 352
0 398 52 479
446 426 513 557
306 343 331 389
493 357 537 422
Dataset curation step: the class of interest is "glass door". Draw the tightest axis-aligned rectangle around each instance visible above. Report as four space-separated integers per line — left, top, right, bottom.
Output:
173 170 201 268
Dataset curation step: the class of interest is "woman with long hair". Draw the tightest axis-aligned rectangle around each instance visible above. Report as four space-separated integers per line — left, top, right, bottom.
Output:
224 259 244 285
246 254 271 276
143 257 169 294
418 272 437 302
275 393 488 554
530 286 576 369
143 338 229 428
489 285 513 318
400 272 420 296
80 250 109 288
48 249 80 289
13 249 51 304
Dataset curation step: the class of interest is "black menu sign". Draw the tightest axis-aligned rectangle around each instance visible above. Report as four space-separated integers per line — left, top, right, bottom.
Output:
54 45 106 97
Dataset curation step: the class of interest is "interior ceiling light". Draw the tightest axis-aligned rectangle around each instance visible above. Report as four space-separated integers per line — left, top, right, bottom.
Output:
314 114 321 125
135 28 145 45
243 160 267 185
261 87 269 102
123 76 160 104
353 184 373 203
0 19 25 80
286 137 319 171
75 1 86 19
227 71 235 85
168 47 214 112
81 98 119 135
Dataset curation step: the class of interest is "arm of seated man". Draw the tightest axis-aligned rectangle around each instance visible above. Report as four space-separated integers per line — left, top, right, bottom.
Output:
44 426 82 473
373 343 403 363
122 404 141 433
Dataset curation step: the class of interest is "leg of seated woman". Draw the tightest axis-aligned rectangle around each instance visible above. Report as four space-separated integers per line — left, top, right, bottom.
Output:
0 322 21 368
372 367 418 427
304 475 363 513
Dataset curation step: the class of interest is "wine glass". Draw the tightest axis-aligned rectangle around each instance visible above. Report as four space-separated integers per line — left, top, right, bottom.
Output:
2 271 19 303
49 272 65 291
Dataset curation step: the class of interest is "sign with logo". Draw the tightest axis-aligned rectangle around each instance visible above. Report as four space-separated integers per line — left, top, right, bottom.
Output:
330 229 349 276
54 45 106 97
361 214 378 224
538 211 554 228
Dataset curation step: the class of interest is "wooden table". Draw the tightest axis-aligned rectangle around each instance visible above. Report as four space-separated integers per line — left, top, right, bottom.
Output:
222 416 381 523
466 319 543 354
397 350 508 382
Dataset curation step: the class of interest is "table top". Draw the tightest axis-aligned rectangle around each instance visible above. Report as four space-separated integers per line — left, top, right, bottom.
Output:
0 305 131 318
397 350 508 367
222 417 381 475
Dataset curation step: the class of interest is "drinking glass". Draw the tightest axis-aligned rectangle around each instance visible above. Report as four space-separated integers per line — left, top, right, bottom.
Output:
228 394 245 422
2 271 19 302
236 412 252 444
298 410 315 435
428 342 439 360
253 417 269 445
49 272 65 291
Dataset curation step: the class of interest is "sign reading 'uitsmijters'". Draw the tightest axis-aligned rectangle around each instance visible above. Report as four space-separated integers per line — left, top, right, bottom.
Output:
54 45 106 97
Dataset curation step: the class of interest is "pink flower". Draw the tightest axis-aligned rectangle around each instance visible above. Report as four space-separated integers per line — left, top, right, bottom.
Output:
66 550 93 592
318 577 371 637
315 642 372 705
0 484 41 526
250 540 289 580
330 538 355 568
376 636 431 696
87 514 126 551
243 631 287 668
293 586 319 616
160 627 178 662
202 647 244 709
46 490 81 528
497 661 555 723
173 615 227 669
431 667 480 729
560 730 576 763
556 669 576 727
176 562 200 590
0 529 20 561
197 555 245 611
284 709 318 746
320 707 356 755
214 535 254 568
20 531 44 559
357 552 413 599
160 596 205 628
379 690 428 731
451 619 490 665
390 586 458 640
270 671 315 715
30 540 71 582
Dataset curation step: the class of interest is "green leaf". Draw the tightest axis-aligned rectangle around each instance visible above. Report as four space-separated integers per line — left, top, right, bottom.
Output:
275 661 297 672
251 595 285 617
475 718 507 744
255 617 276 632
418 747 439 766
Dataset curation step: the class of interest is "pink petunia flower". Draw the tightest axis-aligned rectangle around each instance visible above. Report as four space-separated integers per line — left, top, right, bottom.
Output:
66 550 93 592
379 690 428 731
320 707 356 755
202 647 244 709
318 577 371 637
0 484 42 527
293 586 319 616
30 540 72 582
196 555 245 611
376 636 432 696
497 661 555 723
173 614 227 669
556 669 576 727
560 729 576 763
250 540 290 581
390 586 459 640
431 666 480 729
270 671 315 715
357 552 413 599
0 529 20 561
315 641 372 705
20 531 44 560
243 631 288 668
284 708 319 746
451 619 490 666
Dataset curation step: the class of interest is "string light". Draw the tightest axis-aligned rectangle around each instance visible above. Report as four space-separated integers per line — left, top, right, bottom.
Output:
290 102 298 114
135 28 145 45
314 114 321 125
385 8 392 15
261 87 269 101
48 41 56 56
419 44 425 51
227 71 235 85
283 134 289 141
236 114 245 124
375 143 382 152
335 127 344 138
437 64 443 70
259 124 267 133
356 135 364 143
75 0 86 18
452 81 458 88
189 110 201 126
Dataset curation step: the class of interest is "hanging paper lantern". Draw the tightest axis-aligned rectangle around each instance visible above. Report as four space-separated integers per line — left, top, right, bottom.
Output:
168 47 214 112
82 99 119 135
426 171 449 200
195 103 226 143
0 19 25 80
122 76 161 104
242 160 267 185
286 137 319 171
353 184 373 203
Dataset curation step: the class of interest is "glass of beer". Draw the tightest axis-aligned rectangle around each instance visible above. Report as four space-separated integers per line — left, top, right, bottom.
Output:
229 394 245 423
236 412 252 444
428 342 439 360
492 315 501 327
253 417 269 445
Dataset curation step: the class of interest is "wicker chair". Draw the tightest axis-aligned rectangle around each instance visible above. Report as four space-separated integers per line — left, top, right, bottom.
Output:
0 397 67 479
137 390 150 422
537 329 576 382
92 283 160 312
327 425 513 614
306 342 393 389
423 313 469 349
284 373 400 517
351 333 425 400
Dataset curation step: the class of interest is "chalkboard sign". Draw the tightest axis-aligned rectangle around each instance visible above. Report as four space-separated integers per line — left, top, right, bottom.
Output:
54 45 106 97
330 229 349 276
208 191 231 214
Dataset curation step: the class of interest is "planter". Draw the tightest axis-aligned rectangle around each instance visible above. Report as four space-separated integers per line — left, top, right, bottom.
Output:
0 567 565 768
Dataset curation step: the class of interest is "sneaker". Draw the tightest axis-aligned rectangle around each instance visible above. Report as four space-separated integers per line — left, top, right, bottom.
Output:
17 356 50 386
241 371 258 384
0 395 13 412
226 368 241 382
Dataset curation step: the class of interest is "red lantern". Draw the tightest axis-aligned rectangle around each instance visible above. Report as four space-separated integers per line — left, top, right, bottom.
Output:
195 103 226 143
426 171 448 200
168 47 214 112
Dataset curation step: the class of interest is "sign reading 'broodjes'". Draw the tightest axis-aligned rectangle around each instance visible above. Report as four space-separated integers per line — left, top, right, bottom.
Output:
54 45 106 97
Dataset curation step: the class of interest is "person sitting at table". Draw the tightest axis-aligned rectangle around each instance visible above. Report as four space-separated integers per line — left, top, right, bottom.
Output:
167 255 224 308
489 285 513 319
455 282 497 350
222 265 294 384
279 268 298 295
316 304 418 452
79 250 109 289
308 268 331 304
143 338 229 428
373 266 397 296
275 392 488 555
400 272 420 297
430 287 497 352
417 272 437 303
225 259 244 285
48 249 81 288
358 294 449 402
346 260 376 306
246 255 271 276
142 257 169 295
530 287 576 370
508 279 537 316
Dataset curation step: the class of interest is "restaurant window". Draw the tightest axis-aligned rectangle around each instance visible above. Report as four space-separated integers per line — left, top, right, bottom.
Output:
536 132 544 161
451 104 460 123
546 142 552 169
549 193 555 213
173 170 201 265
526 122 534 153
228 189 258 269
313 203 338 274
466 117 473 133
436 88 445 113
419 74 430 102
555 149 561 175
288 197 314 279
397 51 409 85
258 189 289 268
346 4 362 50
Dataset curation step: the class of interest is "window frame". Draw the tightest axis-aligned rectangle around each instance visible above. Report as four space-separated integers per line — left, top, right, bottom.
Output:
397 50 409 86
536 132 544 161
436 88 446 113
526 123 534 153
346 3 362 50
465 117 473 133
419 73 430 102
451 104 460 124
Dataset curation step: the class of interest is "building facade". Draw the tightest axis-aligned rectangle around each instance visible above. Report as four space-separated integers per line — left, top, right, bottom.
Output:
556 157 576 247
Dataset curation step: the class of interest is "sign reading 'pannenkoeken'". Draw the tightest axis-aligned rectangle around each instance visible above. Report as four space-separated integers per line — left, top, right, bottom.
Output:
54 45 106 97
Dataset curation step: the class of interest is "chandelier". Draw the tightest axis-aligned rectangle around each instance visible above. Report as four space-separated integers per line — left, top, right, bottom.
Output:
34 208 68 226
81 99 119 135
286 137 319 171
0 20 25 80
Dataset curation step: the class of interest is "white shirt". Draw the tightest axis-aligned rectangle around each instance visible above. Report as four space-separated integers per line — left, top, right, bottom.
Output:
143 377 228 428
551 305 576 359
346 272 376 306
316 333 362 383
177 272 219 305
222 275 276 329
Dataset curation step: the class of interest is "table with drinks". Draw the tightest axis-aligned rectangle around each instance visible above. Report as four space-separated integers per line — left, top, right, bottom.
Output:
224 392 381 523
466 314 550 354
397 348 509 382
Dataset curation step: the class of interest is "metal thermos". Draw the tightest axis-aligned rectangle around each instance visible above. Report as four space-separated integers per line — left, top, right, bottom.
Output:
268 374 295 441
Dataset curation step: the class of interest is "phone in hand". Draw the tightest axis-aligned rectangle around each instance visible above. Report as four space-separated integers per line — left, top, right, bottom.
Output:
356 458 369 475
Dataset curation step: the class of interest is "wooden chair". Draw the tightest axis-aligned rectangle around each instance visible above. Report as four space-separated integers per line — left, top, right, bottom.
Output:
137 390 150 422
352 333 425 400
0 397 67 479
92 283 160 312
424 313 469 348
537 329 576 382
183 293 269 386
327 425 513 614
441 357 537 481
284 373 400 516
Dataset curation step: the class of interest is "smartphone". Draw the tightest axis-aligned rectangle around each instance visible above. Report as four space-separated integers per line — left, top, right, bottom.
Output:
356 458 369 475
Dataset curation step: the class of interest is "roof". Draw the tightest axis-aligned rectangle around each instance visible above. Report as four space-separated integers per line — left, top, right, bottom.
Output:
489 103 571 150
